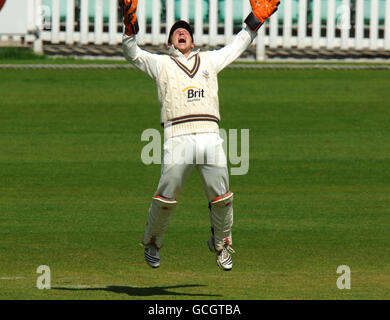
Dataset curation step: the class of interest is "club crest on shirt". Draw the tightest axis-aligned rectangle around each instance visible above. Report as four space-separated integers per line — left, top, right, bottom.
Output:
202 70 209 79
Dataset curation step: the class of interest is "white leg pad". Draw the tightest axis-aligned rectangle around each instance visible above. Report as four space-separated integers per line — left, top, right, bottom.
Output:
142 195 177 249
209 191 233 251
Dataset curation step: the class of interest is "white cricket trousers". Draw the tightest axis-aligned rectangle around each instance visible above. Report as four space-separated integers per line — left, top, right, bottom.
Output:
142 132 234 250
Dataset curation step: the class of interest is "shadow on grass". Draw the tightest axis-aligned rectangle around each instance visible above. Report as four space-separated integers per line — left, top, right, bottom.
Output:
52 284 222 298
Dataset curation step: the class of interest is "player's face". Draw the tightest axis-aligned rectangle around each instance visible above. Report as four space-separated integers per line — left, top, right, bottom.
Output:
170 28 194 56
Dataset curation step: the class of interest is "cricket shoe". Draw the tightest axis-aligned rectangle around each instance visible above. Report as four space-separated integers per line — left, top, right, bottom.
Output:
207 236 235 271
144 243 160 268
216 245 235 271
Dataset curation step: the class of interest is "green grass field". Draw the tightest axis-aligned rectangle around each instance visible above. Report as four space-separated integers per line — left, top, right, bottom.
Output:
0 63 389 300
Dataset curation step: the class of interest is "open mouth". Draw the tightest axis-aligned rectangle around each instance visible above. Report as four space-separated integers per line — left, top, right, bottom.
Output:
178 39 186 44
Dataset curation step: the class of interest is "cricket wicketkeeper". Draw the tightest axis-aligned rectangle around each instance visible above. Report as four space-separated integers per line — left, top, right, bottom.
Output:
120 0 279 271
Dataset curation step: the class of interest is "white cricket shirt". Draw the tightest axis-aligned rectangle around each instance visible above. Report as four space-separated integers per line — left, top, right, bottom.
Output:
122 27 257 138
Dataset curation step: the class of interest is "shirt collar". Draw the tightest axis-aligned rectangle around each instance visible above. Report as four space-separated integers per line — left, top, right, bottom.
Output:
169 45 200 60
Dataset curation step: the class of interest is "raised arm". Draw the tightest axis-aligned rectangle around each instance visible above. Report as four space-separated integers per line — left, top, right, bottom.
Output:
207 27 257 74
120 0 162 80
122 35 162 81
207 0 280 73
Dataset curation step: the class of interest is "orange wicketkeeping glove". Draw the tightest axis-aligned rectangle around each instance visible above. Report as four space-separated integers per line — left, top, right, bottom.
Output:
245 0 280 32
119 0 139 36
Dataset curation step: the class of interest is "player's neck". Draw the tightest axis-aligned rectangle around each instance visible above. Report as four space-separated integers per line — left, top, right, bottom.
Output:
180 48 192 59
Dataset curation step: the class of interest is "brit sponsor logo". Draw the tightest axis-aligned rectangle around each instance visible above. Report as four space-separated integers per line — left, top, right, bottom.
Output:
182 86 205 101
